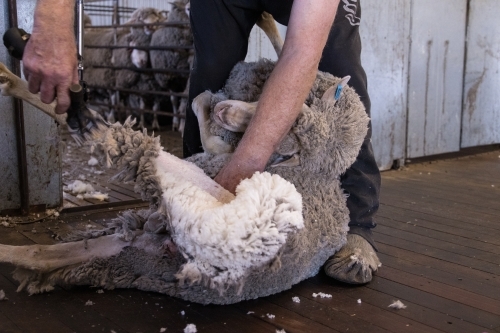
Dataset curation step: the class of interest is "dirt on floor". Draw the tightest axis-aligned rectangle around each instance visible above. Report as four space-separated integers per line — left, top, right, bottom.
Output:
61 127 184 208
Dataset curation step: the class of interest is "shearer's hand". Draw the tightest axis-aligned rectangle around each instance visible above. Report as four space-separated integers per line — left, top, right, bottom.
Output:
22 0 78 114
214 157 262 195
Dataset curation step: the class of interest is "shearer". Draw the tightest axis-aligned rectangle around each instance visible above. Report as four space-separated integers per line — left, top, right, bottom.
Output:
22 0 381 284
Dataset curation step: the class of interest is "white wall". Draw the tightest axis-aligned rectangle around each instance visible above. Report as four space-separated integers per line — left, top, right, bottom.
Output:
406 0 467 158
461 0 500 148
360 0 411 170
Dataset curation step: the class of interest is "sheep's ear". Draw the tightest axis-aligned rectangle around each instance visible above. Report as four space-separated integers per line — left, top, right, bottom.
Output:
321 75 351 104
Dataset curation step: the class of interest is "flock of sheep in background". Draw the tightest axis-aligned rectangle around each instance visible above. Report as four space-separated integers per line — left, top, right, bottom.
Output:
83 0 192 133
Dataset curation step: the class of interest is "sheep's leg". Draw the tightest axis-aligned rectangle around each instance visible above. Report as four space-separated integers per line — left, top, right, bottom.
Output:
151 100 160 130
0 234 133 273
192 92 233 154
0 62 66 125
108 90 118 123
177 75 190 136
171 94 179 131
256 12 284 57
178 97 187 136
213 100 258 133
138 98 146 129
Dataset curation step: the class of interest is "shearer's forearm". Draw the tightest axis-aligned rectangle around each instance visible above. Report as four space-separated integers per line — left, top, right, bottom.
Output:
230 0 340 172
23 0 78 113
33 0 76 34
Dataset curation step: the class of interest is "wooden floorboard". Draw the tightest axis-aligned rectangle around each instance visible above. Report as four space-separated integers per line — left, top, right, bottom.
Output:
1 150 499 332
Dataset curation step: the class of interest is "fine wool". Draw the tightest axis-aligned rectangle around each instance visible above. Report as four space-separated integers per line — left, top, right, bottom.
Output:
64 180 95 194
88 157 99 166
388 300 407 309
183 324 197 333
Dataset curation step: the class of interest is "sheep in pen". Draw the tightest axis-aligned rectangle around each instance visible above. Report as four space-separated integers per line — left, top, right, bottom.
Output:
84 2 192 132
0 13 379 305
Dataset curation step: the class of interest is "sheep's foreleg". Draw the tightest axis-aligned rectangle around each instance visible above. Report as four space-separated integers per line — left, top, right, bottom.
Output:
178 97 187 136
151 100 160 130
192 92 233 154
256 12 284 57
0 62 66 125
171 94 179 131
139 97 146 129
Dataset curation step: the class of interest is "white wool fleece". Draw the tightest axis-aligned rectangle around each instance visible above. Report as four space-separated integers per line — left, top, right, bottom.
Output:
155 162 304 289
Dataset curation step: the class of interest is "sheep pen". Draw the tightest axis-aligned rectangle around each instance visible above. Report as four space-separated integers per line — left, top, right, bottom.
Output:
0 53 368 305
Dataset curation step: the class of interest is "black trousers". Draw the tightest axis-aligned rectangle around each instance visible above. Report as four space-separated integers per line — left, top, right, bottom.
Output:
184 0 381 248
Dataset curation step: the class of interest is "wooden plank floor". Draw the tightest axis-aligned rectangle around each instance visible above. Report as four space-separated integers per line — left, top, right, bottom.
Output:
61 129 183 211
0 150 499 333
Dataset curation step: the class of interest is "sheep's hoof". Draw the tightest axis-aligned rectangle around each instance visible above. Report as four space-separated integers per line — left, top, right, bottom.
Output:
213 100 257 132
324 234 381 284
192 91 212 118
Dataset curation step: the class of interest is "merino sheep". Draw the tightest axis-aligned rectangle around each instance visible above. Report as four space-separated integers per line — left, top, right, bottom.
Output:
83 7 167 122
123 7 168 35
150 0 192 132
0 47 370 303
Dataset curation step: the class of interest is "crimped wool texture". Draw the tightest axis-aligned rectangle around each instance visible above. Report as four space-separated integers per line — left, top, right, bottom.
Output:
158 170 303 288
88 117 303 291
3 58 368 305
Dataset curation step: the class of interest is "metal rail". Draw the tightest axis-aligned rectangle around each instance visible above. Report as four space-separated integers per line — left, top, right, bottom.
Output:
8 0 30 215
87 85 188 98
86 21 189 29
84 44 193 51
90 102 186 118
89 65 190 75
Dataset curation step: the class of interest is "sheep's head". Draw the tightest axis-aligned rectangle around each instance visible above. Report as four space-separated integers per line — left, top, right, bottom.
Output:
206 74 368 175
128 7 166 35
169 0 190 21
126 32 152 68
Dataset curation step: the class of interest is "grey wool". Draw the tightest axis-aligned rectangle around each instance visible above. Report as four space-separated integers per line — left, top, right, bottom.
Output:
149 0 192 90
0 59 369 305
83 29 123 88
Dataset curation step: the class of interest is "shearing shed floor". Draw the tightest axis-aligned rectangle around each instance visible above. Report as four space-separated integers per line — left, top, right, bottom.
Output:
60 128 183 211
0 134 499 332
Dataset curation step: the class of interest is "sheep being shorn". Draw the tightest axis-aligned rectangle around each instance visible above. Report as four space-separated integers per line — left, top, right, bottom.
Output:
0 53 372 304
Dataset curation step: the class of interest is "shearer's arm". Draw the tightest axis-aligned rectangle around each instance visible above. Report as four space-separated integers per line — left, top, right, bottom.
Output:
214 0 340 193
22 0 78 114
